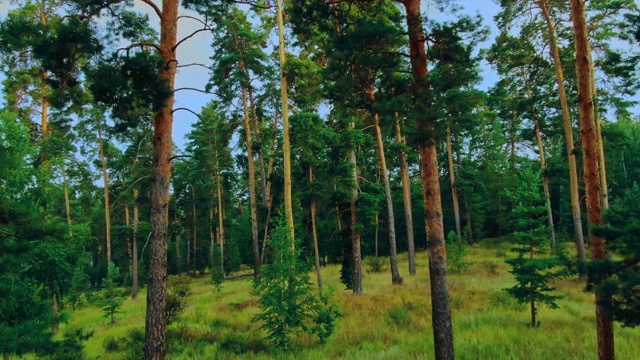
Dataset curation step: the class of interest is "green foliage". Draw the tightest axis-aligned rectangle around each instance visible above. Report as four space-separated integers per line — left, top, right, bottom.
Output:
52 329 93 360
96 264 124 325
447 230 470 273
589 185 640 327
504 166 561 325
166 276 193 325
364 255 385 273
253 216 341 348
102 327 144 360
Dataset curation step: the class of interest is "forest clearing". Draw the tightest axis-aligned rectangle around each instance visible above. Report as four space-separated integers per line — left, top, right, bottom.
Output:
1 0 640 359
56 244 640 360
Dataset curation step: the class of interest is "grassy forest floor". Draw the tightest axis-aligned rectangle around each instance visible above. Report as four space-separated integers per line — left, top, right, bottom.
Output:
53 241 640 359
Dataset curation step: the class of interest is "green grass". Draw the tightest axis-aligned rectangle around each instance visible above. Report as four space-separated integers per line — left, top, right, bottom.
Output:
50 244 640 359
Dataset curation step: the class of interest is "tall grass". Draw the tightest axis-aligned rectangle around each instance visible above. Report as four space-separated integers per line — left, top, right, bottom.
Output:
49 243 640 359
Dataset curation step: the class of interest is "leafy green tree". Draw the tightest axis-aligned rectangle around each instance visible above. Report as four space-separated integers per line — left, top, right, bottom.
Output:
505 165 561 327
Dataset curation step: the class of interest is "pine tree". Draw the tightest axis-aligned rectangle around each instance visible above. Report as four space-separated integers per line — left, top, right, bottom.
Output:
504 165 561 327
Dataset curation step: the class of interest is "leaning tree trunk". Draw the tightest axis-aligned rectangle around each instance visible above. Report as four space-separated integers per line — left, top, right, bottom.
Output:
192 187 198 277
447 124 462 238
310 165 323 290
373 111 403 285
395 118 416 274
571 2 614 359
145 1 178 358
276 0 295 242
62 164 73 237
540 1 586 262
216 156 225 273
240 76 261 278
403 1 454 358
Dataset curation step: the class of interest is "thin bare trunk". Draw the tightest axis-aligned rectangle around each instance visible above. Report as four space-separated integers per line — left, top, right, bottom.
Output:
540 1 586 262
247 78 268 207
185 207 191 276
447 124 462 238
174 212 181 276
132 188 139 299
241 76 261 277
310 166 323 290
192 187 198 277
276 0 295 242
209 207 215 269
348 138 363 295
403 1 454 358
571 1 614 359
373 112 402 285
374 213 379 257
395 118 416 274
98 119 112 265
62 164 73 237
591 81 609 209
216 158 225 273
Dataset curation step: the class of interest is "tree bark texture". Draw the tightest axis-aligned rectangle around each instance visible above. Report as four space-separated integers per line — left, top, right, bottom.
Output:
373 113 402 285
145 0 178 357
310 166 323 290
98 119 112 265
133 188 140 299
447 124 461 238
276 0 295 242
395 119 416 274
241 82 261 278
348 125 363 295
540 1 586 261
403 1 454 358
571 1 614 359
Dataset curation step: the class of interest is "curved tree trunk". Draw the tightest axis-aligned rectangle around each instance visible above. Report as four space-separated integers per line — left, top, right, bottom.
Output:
571 2 614 359
395 118 416 274
216 157 225 273
540 1 586 262
373 112 403 285
62 164 73 237
403 1 454 358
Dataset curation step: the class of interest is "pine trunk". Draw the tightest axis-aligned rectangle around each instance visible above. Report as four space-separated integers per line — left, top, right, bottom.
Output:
62 164 73 237
98 120 112 265
241 81 261 278
540 1 586 262
133 188 139 299
174 212 181 276
349 122 363 295
143 0 178 355
373 113 402 285
310 166 323 290
395 119 416 274
276 0 295 242
571 1 614 359
403 1 454 358
192 188 198 277
447 124 462 238
216 158 225 273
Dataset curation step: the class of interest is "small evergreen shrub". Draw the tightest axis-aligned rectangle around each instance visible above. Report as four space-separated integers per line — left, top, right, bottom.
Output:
364 255 385 273
166 276 192 325
447 230 470 273
97 264 124 325
252 215 342 348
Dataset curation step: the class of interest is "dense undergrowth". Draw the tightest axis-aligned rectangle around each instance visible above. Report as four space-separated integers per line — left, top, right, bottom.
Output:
47 241 640 359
